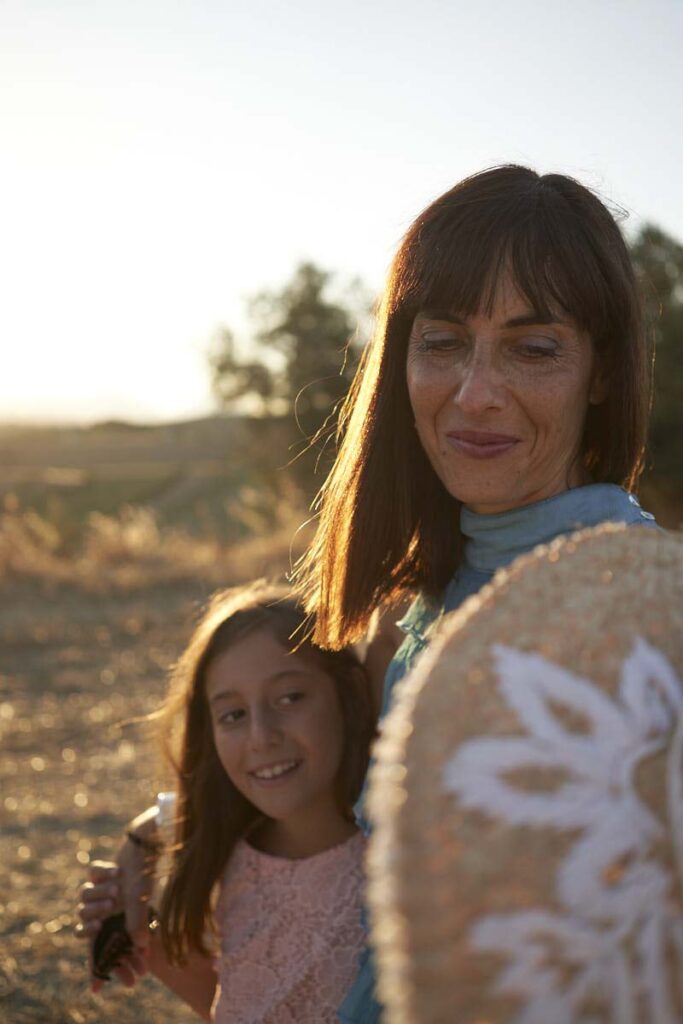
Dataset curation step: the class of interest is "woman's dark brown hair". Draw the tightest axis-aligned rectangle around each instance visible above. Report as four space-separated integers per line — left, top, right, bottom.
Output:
297 164 651 648
158 580 373 962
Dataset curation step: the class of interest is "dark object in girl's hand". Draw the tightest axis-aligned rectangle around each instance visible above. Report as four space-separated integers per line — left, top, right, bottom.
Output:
91 912 133 981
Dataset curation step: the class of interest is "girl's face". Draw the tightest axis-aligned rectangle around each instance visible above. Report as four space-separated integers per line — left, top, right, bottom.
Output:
205 626 347 849
406 271 605 515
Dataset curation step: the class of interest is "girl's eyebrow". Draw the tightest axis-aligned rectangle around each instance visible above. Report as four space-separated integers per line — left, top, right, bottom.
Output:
416 308 565 328
209 669 313 704
210 691 239 704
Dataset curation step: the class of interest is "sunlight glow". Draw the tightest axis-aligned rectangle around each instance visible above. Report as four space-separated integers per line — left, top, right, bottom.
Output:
2 0 682 423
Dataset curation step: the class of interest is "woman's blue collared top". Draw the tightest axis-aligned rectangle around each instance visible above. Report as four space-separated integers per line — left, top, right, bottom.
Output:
337 483 656 1024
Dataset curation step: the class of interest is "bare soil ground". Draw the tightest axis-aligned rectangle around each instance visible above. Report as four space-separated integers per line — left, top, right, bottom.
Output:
0 514 303 1023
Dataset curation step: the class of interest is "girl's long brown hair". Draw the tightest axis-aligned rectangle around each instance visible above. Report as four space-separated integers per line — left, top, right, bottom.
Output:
296 165 651 649
158 580 373 962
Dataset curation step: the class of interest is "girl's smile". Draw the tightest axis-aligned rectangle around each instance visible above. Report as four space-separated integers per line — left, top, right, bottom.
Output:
205 626 352 856
248 758 302 782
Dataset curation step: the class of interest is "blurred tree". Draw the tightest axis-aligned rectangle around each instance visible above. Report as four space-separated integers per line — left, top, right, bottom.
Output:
630 225 683 487
210 326 278 412
210 261 368 497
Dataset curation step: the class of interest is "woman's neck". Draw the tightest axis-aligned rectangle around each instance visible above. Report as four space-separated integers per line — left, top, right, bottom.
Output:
459 482 629 576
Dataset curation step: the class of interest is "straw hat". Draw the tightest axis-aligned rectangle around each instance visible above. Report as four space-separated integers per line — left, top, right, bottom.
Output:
367 523 683 1024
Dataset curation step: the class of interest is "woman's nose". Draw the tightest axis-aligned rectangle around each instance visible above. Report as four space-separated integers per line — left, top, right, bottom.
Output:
452 352 505 414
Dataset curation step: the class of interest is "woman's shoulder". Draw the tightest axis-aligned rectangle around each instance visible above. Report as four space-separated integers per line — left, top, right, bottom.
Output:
597 483 656 524
557 482 657 528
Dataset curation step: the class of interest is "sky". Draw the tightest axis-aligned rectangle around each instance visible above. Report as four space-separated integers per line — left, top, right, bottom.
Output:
2 0 682 424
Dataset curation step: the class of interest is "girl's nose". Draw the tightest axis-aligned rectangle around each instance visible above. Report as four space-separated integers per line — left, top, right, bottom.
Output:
247 708 281 750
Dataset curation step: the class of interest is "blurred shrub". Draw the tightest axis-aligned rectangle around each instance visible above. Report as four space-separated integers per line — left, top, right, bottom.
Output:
0 504 312 591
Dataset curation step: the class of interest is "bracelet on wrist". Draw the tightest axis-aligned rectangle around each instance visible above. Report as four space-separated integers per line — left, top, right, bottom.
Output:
126 829 163 855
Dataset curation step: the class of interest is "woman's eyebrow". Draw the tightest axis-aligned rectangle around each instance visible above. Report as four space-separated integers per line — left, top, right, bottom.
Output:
417 309 564 328
504 313 563 328
416 308 465 324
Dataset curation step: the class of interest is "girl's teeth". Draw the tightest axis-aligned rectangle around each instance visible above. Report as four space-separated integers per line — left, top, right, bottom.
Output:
253 761 297 779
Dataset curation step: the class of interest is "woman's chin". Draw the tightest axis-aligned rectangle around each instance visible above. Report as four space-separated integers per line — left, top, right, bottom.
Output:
461 498 521 515
446 480 524 515
444 465 580 515
456 483 574 516
448 481 539 515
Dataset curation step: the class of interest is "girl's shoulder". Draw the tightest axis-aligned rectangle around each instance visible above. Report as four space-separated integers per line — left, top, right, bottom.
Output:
222 835 366 909
214 832 365 953
213 834 366 1023
248 829 365 870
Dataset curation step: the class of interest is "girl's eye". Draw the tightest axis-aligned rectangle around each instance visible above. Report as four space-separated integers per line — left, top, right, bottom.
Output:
218 708 245 726
279 691 304 707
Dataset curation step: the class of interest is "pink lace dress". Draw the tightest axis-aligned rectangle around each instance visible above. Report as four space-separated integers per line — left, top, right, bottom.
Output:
211 831 366 1024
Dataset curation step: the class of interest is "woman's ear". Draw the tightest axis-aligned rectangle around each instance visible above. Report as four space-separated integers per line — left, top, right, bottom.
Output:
588 360 608 405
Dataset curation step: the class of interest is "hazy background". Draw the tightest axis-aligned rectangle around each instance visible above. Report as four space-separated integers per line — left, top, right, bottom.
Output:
1 5 682 1022
3 0 683 423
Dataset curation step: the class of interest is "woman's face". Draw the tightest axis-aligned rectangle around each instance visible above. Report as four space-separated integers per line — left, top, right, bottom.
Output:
406 272 605 515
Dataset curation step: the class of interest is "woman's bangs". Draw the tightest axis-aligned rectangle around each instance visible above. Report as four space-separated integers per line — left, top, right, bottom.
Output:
397 216 510 317
398 199 611 336
504 228 586 326
506 215 611 335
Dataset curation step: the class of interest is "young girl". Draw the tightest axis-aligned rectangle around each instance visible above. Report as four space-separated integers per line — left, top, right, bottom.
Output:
77 581 375 1023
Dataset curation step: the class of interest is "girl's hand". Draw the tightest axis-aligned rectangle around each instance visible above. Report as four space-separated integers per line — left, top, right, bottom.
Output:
76 860 146 992
75 806 163 992
77 861 122 937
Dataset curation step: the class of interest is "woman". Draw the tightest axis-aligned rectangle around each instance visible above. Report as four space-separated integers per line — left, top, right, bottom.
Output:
295 164 657 1022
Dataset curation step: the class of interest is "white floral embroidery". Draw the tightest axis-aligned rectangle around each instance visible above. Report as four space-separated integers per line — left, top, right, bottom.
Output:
442 639 683 1023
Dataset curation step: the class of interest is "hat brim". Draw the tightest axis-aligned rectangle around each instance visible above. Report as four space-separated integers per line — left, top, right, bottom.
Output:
367 524 683 1024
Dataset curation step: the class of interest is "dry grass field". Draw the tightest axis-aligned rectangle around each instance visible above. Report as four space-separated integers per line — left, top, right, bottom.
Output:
0 506 310 1024
0 417 312 550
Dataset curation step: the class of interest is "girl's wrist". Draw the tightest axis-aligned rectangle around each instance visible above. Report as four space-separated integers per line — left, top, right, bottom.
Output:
126 829 163 856
126 804 162 859
125 793 176 857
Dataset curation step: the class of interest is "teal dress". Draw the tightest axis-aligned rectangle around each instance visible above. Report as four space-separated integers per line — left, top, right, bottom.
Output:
338 483 657 1024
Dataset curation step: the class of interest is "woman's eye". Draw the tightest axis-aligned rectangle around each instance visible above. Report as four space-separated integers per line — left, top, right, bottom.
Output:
514 339 559 360
417 328 464 352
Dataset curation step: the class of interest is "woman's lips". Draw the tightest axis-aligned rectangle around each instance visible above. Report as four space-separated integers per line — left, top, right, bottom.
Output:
446 430 520 460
